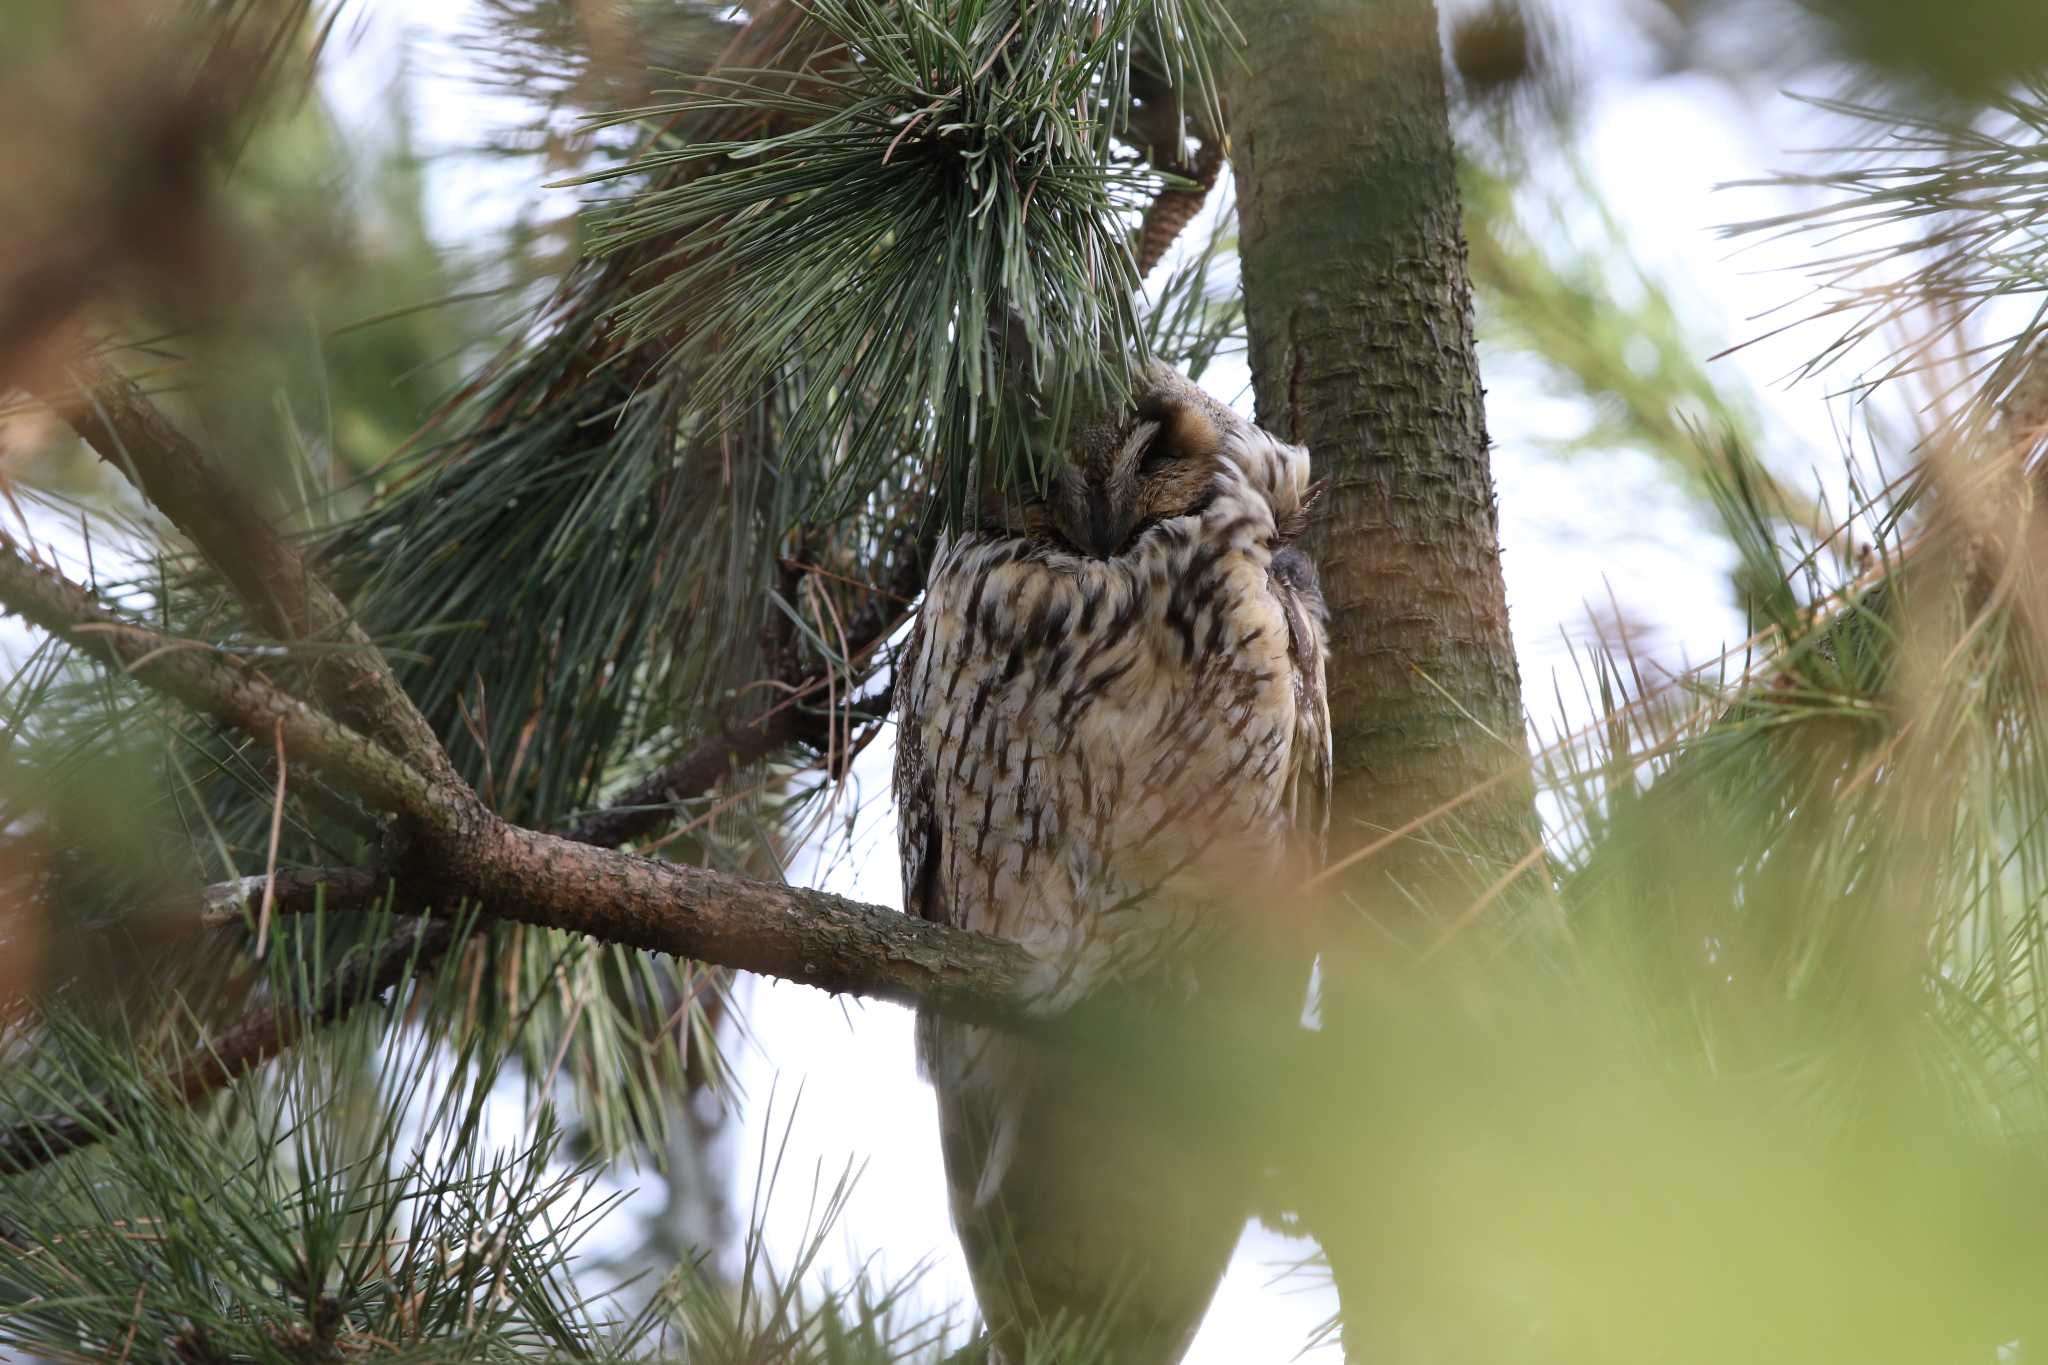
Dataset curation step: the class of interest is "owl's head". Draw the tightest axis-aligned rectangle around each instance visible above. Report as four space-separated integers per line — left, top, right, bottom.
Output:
1028 362 1294 559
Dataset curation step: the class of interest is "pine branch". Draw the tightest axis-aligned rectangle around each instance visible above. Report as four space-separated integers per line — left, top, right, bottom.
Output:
178 829 1038 1027
418 812 1038 1019
33 356 459 786
0 536 446 825
0 540 1041 1106
197 866 383 928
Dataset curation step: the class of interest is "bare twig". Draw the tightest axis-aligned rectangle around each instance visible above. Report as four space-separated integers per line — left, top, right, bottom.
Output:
255 719 288 958
561 707 812 850
199 867 384 929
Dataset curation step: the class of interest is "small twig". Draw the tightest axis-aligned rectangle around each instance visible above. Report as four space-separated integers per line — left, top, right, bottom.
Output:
639 755 828 858
882 101 941 164
561 578 912 850
881 17 1019 163
199 867 383 930
254 719 288 959
113 1281 146 1365
732 678 804 698
775 557 916 605
454 680 496 810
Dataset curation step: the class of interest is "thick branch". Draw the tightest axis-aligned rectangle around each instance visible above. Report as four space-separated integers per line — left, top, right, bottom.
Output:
0 543 1039 1009
188 837 1039 1026
0 921 450 1177
444 813 1039 1021
35 357 457 784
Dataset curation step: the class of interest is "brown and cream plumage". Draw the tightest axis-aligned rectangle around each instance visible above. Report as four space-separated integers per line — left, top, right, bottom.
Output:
894 363 1330 1364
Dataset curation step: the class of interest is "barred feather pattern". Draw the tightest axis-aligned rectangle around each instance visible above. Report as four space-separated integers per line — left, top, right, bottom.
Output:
894 380 1329 1365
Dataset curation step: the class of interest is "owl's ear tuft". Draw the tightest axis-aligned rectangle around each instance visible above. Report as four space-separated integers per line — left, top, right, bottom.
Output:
1276 477 1327 546
1132 364 1222 463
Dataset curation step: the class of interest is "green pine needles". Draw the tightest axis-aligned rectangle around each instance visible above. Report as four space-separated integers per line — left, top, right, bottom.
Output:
573 0 1237 516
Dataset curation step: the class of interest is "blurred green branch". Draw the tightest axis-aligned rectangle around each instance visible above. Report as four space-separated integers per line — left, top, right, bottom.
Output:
1461 152 1831 536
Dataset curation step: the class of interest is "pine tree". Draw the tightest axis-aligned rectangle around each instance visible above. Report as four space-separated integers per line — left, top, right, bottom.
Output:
7 1 2048 1362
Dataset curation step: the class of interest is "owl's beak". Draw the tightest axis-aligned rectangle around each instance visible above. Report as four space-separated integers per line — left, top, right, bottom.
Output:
1082 495 1125 559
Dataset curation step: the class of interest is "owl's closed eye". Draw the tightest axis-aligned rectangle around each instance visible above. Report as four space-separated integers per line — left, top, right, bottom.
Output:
1030 363 1242 558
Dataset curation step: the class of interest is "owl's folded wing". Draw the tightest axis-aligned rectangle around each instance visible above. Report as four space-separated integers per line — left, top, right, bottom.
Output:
1271 546 1332 865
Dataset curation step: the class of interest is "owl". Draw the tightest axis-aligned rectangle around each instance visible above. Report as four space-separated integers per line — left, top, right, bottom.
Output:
893 363 1330 1364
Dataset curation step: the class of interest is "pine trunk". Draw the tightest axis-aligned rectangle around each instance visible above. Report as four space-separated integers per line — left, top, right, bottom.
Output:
1228 4 1539 1356
1230 0 1534 939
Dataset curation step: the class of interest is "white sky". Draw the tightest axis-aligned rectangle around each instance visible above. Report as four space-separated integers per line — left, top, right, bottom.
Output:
308 1 1904 1357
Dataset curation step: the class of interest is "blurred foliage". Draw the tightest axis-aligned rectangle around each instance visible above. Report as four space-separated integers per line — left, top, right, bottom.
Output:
1459 150 1827 533
222 95 487 486
1721 78 2048 440
0 0 331 393
1672 0 2048 100
0 0 487 524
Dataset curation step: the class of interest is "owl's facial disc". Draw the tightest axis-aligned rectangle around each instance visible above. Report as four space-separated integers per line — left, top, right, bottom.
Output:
1047 420 1158 558
1045 371 1226 558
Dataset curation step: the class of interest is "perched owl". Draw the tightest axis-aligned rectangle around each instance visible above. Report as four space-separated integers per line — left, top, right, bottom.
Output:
894 363 1331 1364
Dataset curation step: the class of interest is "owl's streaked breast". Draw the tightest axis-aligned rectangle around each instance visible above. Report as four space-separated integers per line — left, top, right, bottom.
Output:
896 427 1326 976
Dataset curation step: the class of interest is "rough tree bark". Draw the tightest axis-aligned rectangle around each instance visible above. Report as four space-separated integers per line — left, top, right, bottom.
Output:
1230 0 1536 942
1228 2 1540 1357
